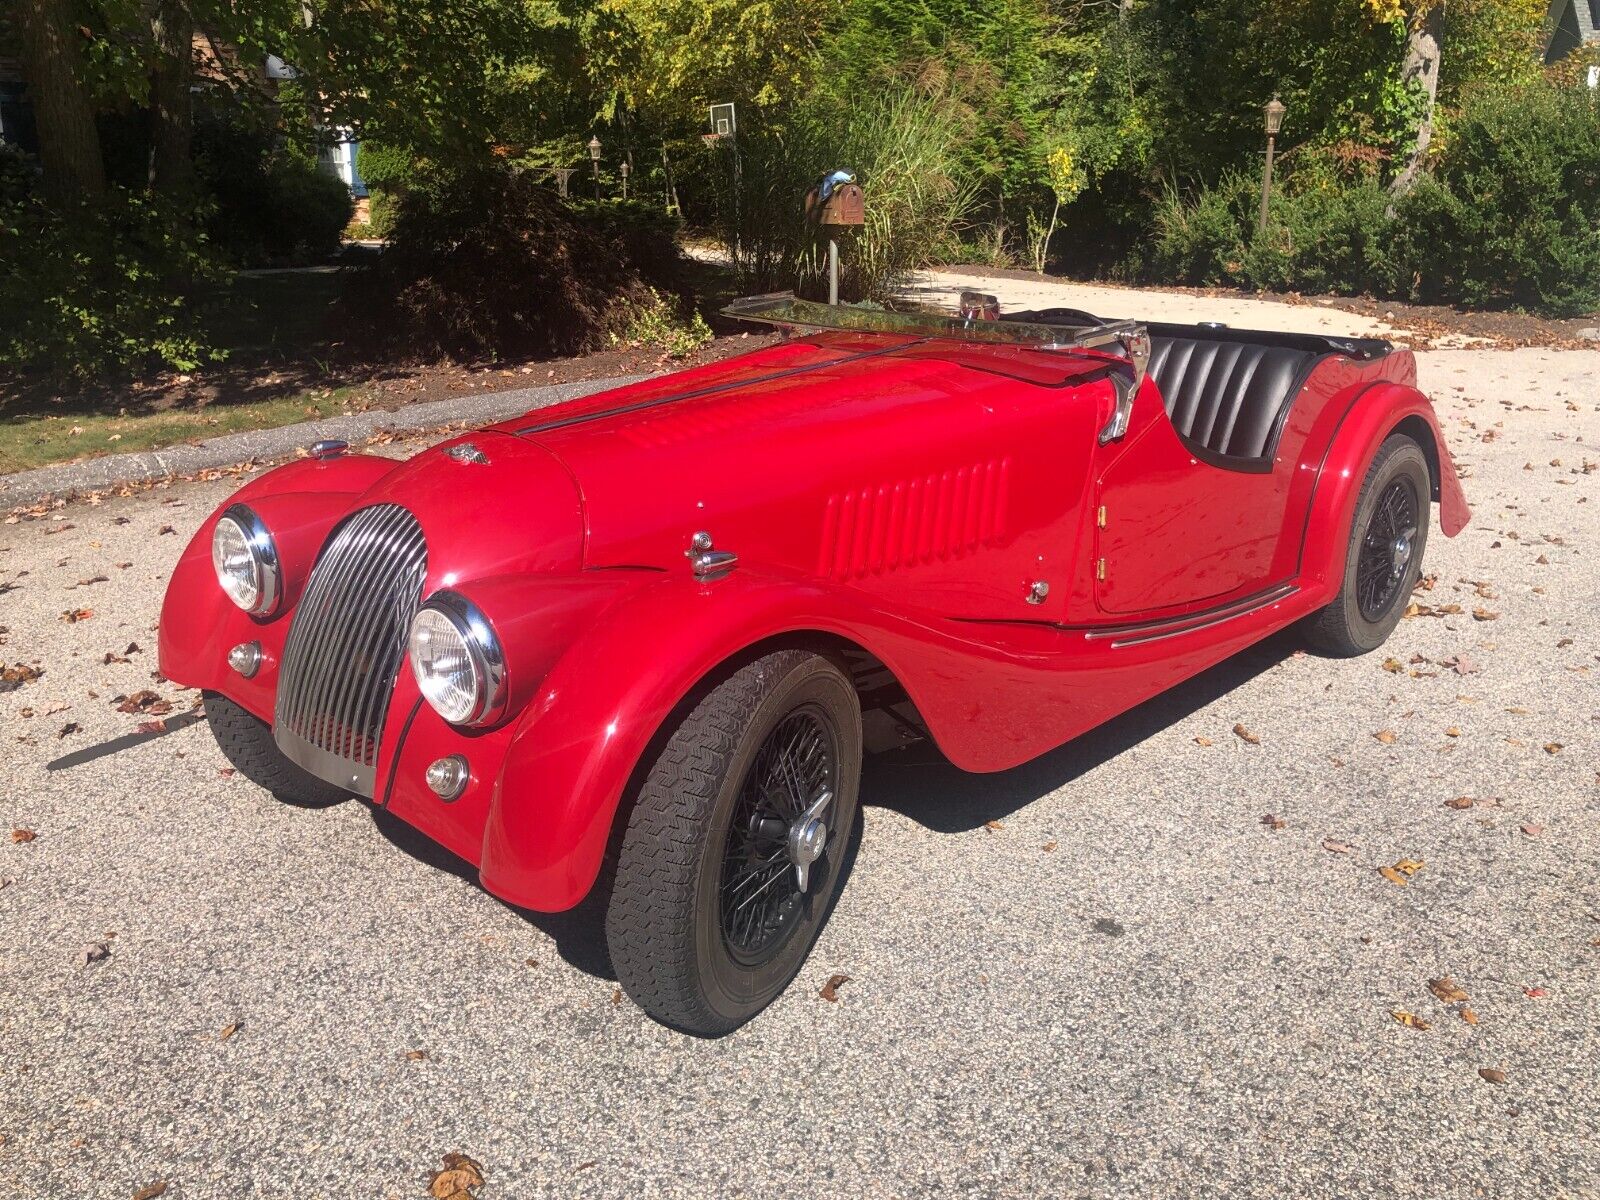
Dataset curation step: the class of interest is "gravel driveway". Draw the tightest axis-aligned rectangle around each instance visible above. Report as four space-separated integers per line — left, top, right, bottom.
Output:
2 312 1597 1197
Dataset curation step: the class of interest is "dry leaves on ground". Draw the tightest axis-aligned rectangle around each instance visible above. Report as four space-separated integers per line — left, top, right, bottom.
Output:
218 1021 240 1041
1321 838 1353 854
428 1152 485 1200
1378 858 1425 886
1260 814 1285 831
983 819 1005 832
78 942 111 968
1233 723 1260 745
1373 729 1397 745
114 690 173 716
819 973 851 1002
60 608 94 623
10 828 37 844
131 1182 168 1200
1391 1009 1432 1030
1479 1067 1507 1085
0 663 43 692
1428 976 1469 1003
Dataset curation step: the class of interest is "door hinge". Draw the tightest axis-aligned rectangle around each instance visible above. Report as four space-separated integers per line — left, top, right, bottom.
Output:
1095 557 1107 581
1096 505 1107 528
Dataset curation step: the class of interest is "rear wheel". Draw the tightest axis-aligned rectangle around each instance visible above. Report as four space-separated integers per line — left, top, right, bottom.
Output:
605 650 862 1036
1305 434 1431 656
203 691 349 807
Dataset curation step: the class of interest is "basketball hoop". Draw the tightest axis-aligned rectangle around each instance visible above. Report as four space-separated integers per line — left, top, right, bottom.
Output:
701 132 723 148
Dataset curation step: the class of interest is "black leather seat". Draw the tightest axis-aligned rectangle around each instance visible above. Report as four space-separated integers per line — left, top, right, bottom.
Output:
1148 337 1322 463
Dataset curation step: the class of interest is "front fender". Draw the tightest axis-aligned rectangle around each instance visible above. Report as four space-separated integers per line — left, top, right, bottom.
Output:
478 568 967 911
1299 383 1469 601
158 454 396 717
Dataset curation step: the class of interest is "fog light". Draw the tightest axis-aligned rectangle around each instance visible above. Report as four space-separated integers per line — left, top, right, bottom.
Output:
228 641 262 677
425 755 469 801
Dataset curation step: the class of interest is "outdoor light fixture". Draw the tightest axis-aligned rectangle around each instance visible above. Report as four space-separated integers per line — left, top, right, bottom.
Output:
587 135 602 200
1259 95 1286 231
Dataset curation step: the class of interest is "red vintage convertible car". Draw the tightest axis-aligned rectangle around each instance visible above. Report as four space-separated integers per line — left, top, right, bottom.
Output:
161 293 1468 1034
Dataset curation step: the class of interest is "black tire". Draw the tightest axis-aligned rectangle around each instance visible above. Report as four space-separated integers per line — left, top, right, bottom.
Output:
605 650 863 1036
1305 434 1431 657
203 690 350 807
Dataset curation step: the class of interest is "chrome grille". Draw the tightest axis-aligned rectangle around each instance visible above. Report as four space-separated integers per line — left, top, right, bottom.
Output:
274 504 427 797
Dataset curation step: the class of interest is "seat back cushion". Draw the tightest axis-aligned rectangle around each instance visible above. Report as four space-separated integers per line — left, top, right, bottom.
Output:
1148 337 1323 460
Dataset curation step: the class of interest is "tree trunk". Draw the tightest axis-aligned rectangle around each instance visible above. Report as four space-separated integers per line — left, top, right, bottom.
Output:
12 0 106 200
1390 3 1445 198
148 0 196 193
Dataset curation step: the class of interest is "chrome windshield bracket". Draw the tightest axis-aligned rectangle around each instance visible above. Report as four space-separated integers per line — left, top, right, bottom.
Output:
1097 328 1151 446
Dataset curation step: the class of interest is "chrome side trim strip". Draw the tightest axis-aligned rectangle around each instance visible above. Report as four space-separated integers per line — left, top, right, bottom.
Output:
1092 582 1300 650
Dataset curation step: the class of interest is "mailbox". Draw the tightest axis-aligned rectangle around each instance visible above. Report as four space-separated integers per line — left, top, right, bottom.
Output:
804 181 866 227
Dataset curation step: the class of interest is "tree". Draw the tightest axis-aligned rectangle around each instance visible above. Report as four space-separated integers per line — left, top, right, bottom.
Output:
1391 1 1446 197
12 0 107 199
148 0 197 191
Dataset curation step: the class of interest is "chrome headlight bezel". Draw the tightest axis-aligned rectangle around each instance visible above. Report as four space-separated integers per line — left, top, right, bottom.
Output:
406 591 507 728
211 503 282 617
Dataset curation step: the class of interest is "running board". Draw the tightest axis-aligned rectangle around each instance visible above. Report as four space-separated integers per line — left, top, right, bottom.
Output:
1085 582 1300 649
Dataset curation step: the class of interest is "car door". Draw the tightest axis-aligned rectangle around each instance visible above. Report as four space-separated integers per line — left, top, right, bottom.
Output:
1091 380 1289 615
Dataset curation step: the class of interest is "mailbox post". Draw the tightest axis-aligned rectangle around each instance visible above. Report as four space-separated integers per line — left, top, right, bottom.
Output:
803 178 865 305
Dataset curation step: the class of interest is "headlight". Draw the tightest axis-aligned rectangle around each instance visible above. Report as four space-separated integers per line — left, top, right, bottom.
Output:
407 593 506 727
211 505 281 616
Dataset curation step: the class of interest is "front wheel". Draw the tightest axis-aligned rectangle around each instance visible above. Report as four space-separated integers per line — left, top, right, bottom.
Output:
605 650 863 1036
203 691 349 807
1305 434 1432 657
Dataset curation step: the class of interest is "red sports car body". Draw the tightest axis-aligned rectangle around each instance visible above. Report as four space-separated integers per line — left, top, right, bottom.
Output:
160 294 1467 1032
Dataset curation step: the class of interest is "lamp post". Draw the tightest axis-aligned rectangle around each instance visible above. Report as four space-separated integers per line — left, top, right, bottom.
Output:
587 135 601 201
1259 96 1286 232
620 159 631 201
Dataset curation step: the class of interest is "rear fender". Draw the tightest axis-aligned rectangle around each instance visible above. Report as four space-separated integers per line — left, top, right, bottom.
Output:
1298 383 1469 602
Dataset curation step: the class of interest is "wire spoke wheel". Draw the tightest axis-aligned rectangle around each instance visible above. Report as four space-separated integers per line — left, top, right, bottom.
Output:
1356 476 1419 622
718 705 838 966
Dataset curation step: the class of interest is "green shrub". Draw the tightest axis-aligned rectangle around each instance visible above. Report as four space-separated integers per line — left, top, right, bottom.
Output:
194 119 354 267
1389 81 1600 314
697 82 981 302
611 288 712 358
0 177 228 385
1146 176 1251 287
342 169 688 361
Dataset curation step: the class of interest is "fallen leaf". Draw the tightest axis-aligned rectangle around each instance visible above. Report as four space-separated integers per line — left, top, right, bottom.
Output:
67 575 108 589
1378 866 1409 886
1445 796 1475 810
158 525 176 536
1428 976 1469 1003
114 690 172 716
819 973 851 1002
405 1049 429 1061
1391 1009 1431 1030
10 828 37 843
218 1021 240 1040
0 663 43 692
1478 1067 1507 1085
219 767 236 778
1472 607 1499 622
983 819 1005 832
1444 726 1461 738
1461 1007 1479 1025
1041 840 1057 852
1521 823 1543 837
57 722 80 739
78 941 111 968
132 1183 169 1200
1444 654 1481 676
1524 987 1547 999
428 1152 485 1200
1543 742 1563 755
1321 838 1352 854
1260 814 1285 831
1232 723 1260 745
1373 729 1397 745
1394 857 1425 876
610 986 623 1007
60 608 94 623
1193 736 1213 747
1382 657 1404 673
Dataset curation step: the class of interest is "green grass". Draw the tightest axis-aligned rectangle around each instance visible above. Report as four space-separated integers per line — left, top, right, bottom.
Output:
0 389 360 476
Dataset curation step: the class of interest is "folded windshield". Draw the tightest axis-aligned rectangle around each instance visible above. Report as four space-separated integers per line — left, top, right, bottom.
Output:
723 292 1146 360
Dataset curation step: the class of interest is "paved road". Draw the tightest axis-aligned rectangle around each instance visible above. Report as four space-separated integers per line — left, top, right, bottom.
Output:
3 319 1598 1197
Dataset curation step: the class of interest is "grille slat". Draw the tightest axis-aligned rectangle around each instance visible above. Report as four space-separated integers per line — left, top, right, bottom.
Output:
274 504 427 797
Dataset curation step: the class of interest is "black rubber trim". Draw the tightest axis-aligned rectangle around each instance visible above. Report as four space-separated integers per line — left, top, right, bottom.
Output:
378 696 425 809
515 337 929 435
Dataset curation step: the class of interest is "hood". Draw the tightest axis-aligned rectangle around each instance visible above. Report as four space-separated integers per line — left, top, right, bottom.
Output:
357 431 586 589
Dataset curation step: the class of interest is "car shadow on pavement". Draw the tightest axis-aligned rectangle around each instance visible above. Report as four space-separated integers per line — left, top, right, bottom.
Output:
862 629 1299 834
369 632 1294 983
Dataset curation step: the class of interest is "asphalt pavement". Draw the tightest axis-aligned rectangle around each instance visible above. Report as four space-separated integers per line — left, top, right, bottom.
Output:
2 328 1597 1198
